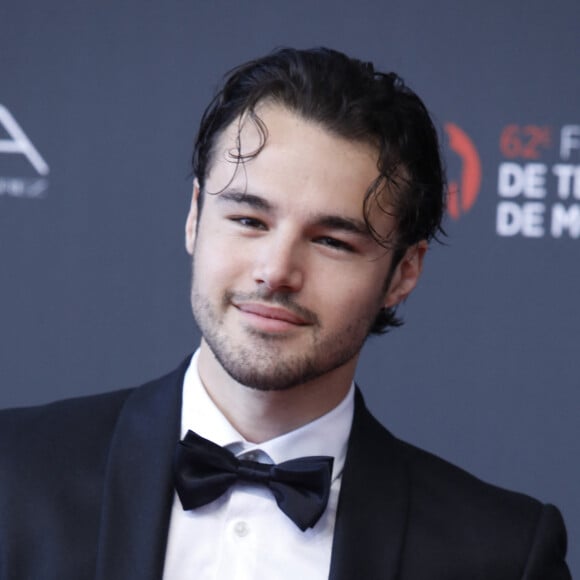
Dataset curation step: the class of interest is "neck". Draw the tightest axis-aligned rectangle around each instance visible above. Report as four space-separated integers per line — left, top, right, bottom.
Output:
196 341 356 443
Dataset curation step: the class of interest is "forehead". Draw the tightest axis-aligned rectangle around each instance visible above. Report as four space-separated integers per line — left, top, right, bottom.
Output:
206 103 385 219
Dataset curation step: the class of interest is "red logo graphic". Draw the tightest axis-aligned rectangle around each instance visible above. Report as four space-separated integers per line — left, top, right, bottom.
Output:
444 123 482 220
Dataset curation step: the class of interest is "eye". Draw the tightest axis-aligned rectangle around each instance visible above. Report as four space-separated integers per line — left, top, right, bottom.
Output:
230 216 267 230
315 236 355 253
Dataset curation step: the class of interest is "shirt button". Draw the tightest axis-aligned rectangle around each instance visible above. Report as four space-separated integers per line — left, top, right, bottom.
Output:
234 521 249 537
245 452 257 461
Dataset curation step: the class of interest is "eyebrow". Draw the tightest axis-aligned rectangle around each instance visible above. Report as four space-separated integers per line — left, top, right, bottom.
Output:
218 191 272 211
218 190 371 237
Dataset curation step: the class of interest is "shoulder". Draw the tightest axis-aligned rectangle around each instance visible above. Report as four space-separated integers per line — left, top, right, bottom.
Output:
0 359 188 487
348 391 570 577
0 357 190 440
352 389 548 517
0 387 133 433
393 429 569 577
0 388 135 507
0 388 137 567
0 360 189 576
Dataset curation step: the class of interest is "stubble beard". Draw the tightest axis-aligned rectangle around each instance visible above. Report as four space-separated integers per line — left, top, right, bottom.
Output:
190 282 376 392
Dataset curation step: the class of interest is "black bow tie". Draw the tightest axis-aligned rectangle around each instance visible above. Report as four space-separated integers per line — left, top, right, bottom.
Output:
174 430 334 531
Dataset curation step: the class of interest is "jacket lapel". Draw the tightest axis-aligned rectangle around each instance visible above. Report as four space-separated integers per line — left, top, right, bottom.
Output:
329 389 410 580
94 369 408 579
95 357 189 580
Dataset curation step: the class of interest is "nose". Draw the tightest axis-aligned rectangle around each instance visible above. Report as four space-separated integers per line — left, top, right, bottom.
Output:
252 233 304 293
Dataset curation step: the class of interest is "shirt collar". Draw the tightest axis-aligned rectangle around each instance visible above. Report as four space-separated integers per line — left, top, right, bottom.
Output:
181 349 354 481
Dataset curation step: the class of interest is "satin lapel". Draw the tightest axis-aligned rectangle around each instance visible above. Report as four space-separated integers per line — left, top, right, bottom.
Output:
329 389 410 580
95 357 190 580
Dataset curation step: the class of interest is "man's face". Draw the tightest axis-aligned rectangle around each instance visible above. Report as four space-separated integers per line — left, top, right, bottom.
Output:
186 103 424 391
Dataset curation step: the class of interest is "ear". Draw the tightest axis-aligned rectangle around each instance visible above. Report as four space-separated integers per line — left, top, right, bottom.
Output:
185 179 201 255
383 241 428 308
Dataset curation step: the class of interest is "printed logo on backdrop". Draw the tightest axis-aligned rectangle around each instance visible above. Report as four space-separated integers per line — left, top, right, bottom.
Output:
444 123 482 220
0 104 49 199
497 124 580 238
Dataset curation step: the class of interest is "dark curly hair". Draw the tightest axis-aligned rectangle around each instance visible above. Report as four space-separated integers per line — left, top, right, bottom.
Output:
192 47 446 333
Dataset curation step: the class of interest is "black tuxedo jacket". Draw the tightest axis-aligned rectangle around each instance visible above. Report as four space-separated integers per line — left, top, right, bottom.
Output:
0 358 570 579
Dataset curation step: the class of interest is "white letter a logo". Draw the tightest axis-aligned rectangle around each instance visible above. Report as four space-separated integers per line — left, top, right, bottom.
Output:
0 104 49 175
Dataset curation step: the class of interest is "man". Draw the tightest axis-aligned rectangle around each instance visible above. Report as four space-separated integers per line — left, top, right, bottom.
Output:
0 48 570 579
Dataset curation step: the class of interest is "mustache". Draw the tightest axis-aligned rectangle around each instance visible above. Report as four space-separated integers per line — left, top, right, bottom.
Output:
225 290 319 326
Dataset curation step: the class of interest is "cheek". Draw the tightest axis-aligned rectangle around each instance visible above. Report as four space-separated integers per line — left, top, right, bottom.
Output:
317 261 387 299
193 231 246 289
315 274 384 321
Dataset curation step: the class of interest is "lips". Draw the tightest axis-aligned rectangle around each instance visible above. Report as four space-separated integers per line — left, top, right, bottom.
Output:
234 302 310 326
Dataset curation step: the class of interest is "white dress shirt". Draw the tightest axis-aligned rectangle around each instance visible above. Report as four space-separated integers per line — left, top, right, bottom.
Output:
162 350 354 580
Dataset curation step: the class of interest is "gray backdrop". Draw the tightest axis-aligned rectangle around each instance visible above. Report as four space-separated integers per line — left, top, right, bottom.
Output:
1 0 579 574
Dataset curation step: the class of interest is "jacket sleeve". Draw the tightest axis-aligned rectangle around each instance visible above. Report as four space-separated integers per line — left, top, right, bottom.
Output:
522 503 571 580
